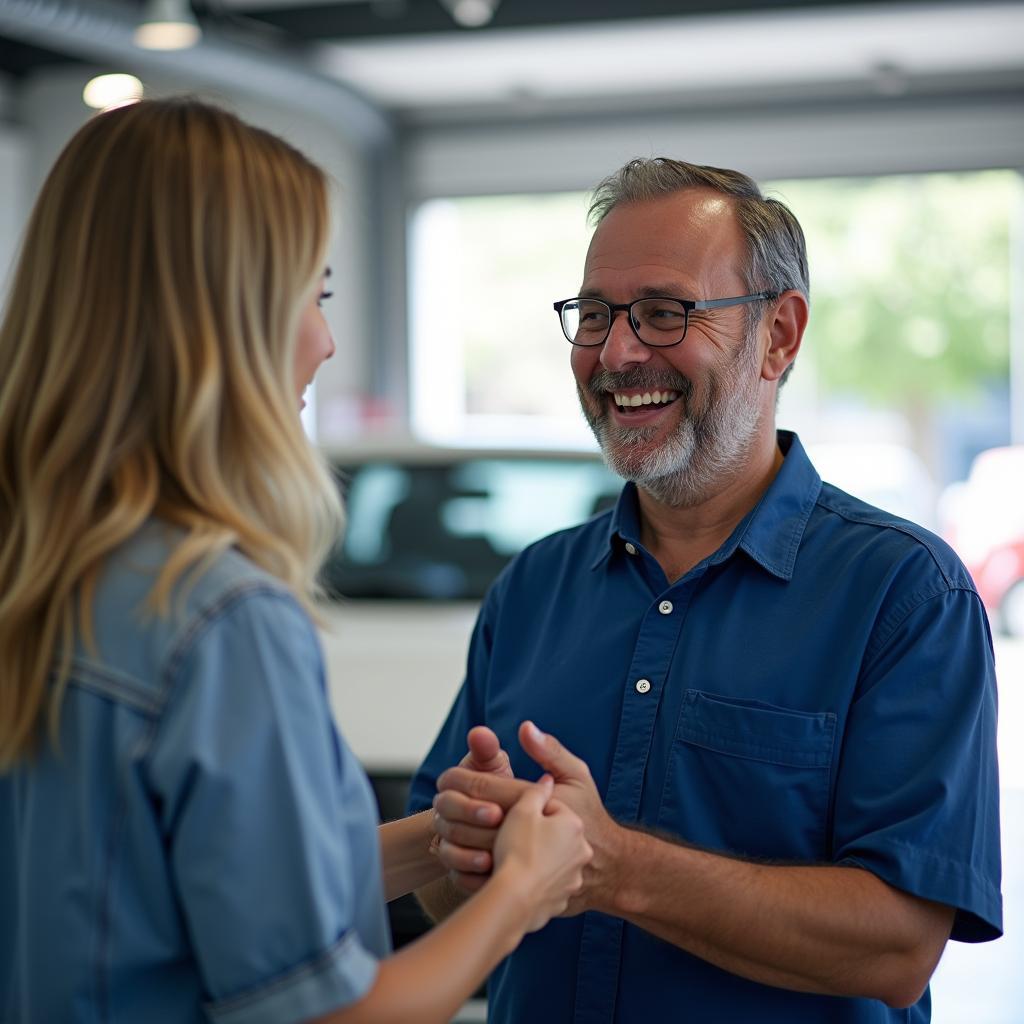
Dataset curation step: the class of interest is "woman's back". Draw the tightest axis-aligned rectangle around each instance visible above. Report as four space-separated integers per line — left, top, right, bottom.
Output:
0 98 592 1024
1 523 390 1023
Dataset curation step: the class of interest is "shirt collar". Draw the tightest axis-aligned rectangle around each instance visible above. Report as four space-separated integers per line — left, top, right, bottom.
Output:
735 430 821 580
590 430 821 581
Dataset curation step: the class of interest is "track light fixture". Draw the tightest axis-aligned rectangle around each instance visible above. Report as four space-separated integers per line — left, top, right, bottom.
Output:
134 0 201 51
439 0 500 29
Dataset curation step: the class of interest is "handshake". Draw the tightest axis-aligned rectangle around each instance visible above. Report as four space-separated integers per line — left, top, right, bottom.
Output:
429 720 623 929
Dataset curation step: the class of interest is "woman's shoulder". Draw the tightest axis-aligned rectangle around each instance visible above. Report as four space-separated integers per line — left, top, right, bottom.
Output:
79 521 313 707
99 521 294 621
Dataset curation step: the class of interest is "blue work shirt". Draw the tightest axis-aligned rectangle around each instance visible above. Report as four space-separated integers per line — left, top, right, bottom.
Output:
0 522 389 1023
409 431 1002 1024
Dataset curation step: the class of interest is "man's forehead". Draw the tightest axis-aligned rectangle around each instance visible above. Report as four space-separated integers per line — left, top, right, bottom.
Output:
582 190 744 290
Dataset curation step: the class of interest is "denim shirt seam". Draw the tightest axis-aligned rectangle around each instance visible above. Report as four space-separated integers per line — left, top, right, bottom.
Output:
815 493 972 592
160 580 301 701
202 928 364 1017
66 655 164 717
95 716 161 1024
860 583 982 678
92 580 301 1021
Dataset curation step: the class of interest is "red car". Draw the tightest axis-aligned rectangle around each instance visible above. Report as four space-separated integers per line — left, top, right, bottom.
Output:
943 446 1024 638
967 535 1024 638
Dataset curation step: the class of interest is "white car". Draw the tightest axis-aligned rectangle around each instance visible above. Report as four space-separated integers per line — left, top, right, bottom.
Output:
317 446 621 773
316 445 619 955
805 441 938 532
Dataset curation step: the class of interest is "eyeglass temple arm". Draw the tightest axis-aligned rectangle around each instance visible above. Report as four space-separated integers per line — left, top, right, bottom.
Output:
692 292 776 310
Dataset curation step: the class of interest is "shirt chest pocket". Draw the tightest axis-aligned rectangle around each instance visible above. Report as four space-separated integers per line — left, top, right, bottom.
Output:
656 690 836 861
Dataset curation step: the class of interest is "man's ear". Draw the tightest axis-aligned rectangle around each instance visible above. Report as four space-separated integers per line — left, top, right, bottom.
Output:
762 290 808 382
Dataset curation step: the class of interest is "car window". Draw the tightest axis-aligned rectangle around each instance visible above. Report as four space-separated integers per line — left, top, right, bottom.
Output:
321 457 621 600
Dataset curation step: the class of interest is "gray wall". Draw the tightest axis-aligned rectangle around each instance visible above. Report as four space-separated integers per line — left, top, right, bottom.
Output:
405 95 1024 199
1 66 380 440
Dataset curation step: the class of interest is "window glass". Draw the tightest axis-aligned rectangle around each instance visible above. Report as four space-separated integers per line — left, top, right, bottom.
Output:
409 172 1019 494
323 456 620 600
403 170 1023 1023
409 192 594 448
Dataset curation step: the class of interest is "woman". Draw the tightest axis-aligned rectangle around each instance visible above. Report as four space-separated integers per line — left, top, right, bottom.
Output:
0 98 590 1023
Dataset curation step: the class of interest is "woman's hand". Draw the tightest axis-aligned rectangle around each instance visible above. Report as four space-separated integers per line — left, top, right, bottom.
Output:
491 776 593 934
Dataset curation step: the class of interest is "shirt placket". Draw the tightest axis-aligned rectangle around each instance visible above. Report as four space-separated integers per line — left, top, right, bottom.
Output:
572 550 696 1024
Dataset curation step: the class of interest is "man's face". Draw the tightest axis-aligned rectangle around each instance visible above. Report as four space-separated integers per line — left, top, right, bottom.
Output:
571 189 767 508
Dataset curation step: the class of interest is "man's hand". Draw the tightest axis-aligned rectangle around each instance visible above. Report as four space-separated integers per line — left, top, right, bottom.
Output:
516 721 623 914
433 724 957 1005
462 724 514 779
435 721 624 913
430 726 515 891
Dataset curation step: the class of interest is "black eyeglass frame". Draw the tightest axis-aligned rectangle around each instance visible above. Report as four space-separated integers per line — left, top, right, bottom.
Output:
552 292 777 348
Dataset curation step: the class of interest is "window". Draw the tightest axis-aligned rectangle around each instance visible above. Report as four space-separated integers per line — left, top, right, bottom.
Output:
405 175 1022 1022
409 191 593 448
409 171 1021 489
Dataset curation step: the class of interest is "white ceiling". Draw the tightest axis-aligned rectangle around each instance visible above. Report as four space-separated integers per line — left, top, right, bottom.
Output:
310 2 1024 113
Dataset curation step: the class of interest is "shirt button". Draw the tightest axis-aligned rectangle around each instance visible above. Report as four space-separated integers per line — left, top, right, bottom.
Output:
624 542 637 555
635 678 651 694
658 600 673 615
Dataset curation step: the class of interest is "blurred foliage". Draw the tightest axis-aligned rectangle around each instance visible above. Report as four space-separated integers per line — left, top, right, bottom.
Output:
771 172 1018 406
422 171 1020 421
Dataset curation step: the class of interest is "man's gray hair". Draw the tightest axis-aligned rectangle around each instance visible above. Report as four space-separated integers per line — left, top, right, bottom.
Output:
588 157 810 303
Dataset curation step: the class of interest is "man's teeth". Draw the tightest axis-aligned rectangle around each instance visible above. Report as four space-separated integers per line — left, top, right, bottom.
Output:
612 390 679 408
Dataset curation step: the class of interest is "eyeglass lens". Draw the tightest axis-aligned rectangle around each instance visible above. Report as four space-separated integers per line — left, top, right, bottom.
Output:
561 298 688 347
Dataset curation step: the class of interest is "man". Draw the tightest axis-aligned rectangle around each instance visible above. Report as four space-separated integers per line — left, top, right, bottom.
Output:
407 158 1002 1023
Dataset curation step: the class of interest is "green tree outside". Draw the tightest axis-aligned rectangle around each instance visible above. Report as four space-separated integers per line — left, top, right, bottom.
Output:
771 172 1017 458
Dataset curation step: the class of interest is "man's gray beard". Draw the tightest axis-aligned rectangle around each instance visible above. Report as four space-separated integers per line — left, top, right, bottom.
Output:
578 339 763 508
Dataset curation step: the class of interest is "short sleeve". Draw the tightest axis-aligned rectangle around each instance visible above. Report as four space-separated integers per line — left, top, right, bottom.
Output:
832 585 1002 941
145 587 387 1024
407 587 498 815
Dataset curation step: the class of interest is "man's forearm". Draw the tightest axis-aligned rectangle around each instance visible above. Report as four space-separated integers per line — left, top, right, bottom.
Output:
597 827 954 1009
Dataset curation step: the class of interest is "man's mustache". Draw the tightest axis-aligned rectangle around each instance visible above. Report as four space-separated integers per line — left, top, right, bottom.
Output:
586 368 692 399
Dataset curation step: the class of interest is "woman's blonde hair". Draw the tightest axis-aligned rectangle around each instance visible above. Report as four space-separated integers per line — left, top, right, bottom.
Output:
0 98 343 767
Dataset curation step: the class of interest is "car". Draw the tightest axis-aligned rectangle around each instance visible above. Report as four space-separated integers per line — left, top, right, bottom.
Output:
315 444 620 958
967 536 1024 639
316 445 622 772
940 445 1024 638
805 441 938 531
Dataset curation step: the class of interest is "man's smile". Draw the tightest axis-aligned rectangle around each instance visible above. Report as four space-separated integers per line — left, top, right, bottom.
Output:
602 387 683 427
611 388 680 409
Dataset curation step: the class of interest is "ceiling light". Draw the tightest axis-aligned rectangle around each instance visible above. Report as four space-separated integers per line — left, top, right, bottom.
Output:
442 0 499 29
134 0 201 51
82 74 144 111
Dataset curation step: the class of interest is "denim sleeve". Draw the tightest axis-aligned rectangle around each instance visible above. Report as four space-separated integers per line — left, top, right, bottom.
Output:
145 586 383 1023
832 585 1002 942
407 587 498 815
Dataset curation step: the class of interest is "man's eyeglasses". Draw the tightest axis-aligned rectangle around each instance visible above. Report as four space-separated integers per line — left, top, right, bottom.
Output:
553 293 776 348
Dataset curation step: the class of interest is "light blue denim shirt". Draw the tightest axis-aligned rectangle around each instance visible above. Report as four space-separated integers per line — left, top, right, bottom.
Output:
0 521 390 1023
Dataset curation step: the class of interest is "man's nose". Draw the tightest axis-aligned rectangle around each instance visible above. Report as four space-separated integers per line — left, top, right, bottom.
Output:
599 310 651 372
